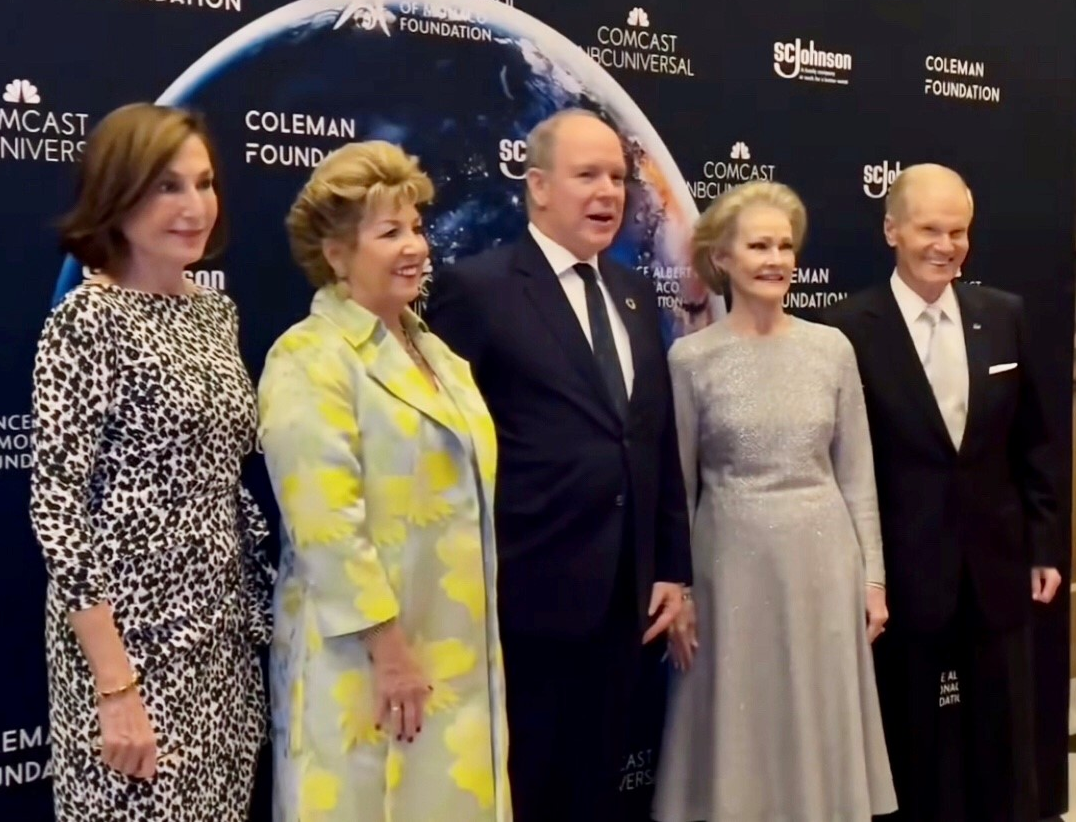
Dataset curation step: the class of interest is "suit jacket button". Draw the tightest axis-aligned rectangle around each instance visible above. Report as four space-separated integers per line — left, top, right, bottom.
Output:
615 494 625 507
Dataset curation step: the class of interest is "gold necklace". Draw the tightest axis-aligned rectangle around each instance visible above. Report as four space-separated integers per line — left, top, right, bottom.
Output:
400 328 430 371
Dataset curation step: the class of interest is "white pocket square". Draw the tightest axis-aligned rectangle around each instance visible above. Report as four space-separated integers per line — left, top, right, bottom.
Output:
988 362 1018 375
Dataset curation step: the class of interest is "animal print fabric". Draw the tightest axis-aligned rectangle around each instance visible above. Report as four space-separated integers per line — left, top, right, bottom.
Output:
29 283 272 821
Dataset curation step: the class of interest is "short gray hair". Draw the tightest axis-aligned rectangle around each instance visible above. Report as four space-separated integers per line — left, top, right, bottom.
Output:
524 108 609 172
523 109 617 214
885 163 974 221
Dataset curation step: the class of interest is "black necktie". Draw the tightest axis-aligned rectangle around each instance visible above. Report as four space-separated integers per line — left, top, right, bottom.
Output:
573 263 628 418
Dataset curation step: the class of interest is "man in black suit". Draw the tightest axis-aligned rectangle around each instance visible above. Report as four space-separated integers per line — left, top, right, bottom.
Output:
822 164 1062 822
424 109 692 822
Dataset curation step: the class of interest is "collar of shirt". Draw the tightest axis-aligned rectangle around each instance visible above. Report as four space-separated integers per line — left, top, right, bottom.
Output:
528 222 601 281
889 268 961 327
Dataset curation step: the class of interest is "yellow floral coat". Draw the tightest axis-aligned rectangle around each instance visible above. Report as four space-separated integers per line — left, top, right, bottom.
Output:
258 286 511 822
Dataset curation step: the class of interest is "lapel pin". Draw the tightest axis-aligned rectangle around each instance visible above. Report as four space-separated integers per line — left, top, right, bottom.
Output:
625 297 637 310
972 323 981 330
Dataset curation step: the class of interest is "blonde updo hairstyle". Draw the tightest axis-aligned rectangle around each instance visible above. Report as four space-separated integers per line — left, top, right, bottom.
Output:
691 181 807 294
286 140 434 288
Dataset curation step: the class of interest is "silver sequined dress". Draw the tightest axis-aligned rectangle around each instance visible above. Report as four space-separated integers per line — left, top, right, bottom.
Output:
652 318 897 821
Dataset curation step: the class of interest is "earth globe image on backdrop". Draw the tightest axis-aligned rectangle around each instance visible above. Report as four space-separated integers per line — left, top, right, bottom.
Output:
54 0 714 338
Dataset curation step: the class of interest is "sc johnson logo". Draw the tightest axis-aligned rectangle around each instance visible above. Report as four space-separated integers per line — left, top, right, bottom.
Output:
586 7 695 77
336 2 508 43
132 0 242 12
863 160 903 199
0 79 88 163
689 141 776 201
81 265 227 290
498 138 527 180
773 38 852 85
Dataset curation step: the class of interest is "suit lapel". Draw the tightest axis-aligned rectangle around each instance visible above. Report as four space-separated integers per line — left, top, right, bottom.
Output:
364 333 462 437
431 344 498 491
869 286 956 454
515 236 621 426
312 287 461 436
954 284 988 458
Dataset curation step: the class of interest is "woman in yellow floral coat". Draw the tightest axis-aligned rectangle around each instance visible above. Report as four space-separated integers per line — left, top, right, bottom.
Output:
258 141 511 822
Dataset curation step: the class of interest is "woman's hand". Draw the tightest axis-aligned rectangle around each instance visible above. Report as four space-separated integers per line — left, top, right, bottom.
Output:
668 597 699 671
97 685 157 779
366 622 432 743
865 585 888 644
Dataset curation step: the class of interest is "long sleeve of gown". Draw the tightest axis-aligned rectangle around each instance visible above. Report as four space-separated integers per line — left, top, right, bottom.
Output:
830 334 885 586
668 341 700 535
29 291 114 611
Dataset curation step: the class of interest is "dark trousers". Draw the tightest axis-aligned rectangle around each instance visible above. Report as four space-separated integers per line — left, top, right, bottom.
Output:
502 542 642 822
873 577 1037 822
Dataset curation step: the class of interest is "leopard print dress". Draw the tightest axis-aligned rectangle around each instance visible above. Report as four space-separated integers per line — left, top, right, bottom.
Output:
29 282 273 822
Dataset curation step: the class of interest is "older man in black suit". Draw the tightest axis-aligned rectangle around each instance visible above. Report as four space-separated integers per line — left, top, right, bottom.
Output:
425 109 692 822
822 164 1062 822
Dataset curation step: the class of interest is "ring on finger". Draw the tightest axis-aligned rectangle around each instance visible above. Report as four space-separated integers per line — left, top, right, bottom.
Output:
390 704 402 712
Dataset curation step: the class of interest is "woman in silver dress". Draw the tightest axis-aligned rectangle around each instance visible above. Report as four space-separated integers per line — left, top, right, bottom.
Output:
652 181 898 821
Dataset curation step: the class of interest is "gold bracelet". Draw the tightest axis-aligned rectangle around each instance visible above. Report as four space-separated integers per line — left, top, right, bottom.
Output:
95 671 140 702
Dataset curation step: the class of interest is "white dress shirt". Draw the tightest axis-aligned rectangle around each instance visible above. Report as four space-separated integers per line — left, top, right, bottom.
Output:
528 222 634 396
890 270 969 445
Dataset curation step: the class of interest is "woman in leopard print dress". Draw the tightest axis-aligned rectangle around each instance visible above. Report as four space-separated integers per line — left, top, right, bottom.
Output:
29 103 272 821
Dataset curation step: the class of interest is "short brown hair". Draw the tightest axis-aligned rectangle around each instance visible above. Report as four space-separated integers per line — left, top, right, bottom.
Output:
691 181 807 294
286 141 434 288
58 103 226 270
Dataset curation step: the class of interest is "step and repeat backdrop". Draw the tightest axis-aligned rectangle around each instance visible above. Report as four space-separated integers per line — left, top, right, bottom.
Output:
1 0 1073 818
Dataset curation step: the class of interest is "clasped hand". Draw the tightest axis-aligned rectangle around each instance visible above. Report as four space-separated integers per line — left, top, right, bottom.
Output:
368 624 433 743
97 688 157 779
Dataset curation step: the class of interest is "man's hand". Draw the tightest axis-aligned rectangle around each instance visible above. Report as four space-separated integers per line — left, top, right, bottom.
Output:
643 582 684 644
1031 567 1062 604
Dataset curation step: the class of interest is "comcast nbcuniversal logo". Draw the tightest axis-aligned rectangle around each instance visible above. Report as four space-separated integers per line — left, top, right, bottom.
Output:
0 79 88 164
689 141 776 201
587 6 694 77
730 141 750 161
3 79 40 105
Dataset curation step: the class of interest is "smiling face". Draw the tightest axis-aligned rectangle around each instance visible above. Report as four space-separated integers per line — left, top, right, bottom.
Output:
714 205 796 306
526 114 626 259
119 134 218 275
323 199 429 318
885 168 972 302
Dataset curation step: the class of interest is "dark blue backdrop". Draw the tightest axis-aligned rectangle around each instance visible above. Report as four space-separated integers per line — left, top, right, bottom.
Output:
1 0 1072 818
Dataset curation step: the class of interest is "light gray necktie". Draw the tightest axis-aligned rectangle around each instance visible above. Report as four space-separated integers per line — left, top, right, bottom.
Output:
921 305 966 448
